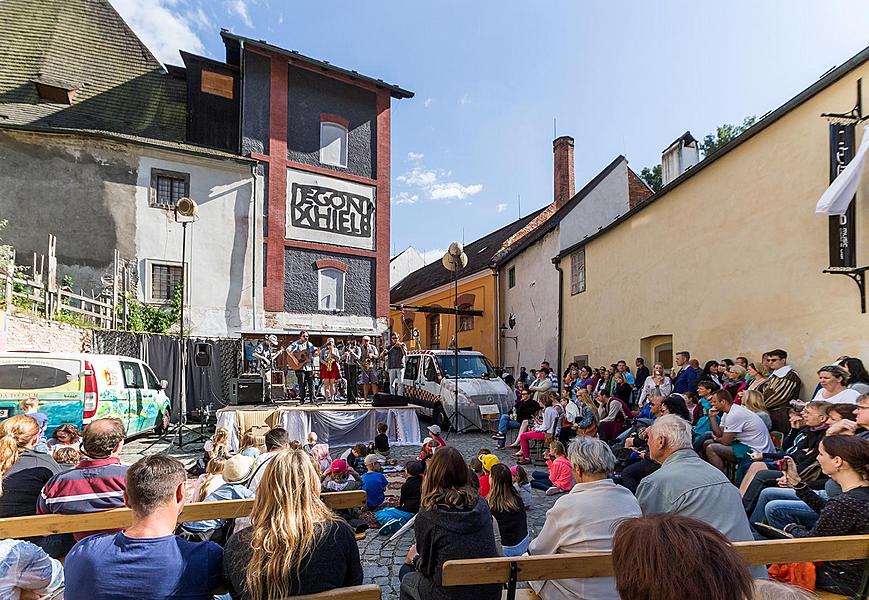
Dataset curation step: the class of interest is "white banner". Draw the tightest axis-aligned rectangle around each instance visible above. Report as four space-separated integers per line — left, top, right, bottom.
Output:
816 123 869 216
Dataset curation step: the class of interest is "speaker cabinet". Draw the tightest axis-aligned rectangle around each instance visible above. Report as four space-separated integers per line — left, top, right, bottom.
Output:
372 393 408 407
237 376 263 406
193 342 213 368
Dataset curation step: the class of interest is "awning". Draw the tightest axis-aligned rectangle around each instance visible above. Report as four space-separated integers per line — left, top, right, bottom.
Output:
816 123 869 216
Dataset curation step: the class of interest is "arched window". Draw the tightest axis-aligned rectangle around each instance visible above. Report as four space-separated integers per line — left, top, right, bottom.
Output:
459 304 474 331
318 267 345 311
320 121 348 168
428 315 440 349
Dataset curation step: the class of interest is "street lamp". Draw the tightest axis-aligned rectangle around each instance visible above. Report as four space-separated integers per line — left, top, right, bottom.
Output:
173 197 200 448
441 242 468 435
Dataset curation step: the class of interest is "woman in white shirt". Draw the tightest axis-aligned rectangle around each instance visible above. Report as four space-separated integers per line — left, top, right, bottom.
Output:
813 365 861 404
638 363 672 405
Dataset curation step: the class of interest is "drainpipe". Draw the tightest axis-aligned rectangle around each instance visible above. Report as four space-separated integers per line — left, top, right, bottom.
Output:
250 163 258 331
553 255 564 384
493 266 501 367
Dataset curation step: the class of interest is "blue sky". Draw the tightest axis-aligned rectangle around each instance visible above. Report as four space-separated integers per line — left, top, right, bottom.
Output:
116 1 869 262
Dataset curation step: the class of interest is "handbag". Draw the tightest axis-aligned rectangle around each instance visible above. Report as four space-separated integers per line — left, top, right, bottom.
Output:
768 561 816 590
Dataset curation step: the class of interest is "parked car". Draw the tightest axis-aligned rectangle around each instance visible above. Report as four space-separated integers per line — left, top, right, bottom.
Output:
401 349 515 430
0 351 170 437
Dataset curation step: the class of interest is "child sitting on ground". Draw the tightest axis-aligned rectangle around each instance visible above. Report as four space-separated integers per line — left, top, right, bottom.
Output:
237 431 261 459
53 446 81 468
511 464 532 510
372 422 390 455
530 440 574 496
418 437 440 463
310 441 332 473
375 459 424 535
340 443 369 476
360 454 389 510
192 457 227 502
321 459 360 492
478 453 500 497
426 424 447 448
19 397 48 446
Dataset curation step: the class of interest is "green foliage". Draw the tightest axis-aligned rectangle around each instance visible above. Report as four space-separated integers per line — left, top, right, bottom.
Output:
61 274 73 288
700 116 757 157
55 309 98 329
0 219 13 270
125 283 182 333
639 164 663 193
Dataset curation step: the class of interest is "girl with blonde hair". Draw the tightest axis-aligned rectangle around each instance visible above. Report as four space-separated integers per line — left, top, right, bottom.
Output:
0 415 63 519
741 389 772 430
223 449 362 599
205 427 229 460
193 456 227 502
238 431 260 459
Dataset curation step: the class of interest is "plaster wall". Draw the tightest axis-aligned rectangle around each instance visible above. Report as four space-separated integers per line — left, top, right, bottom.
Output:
390 247 425 287
500 229 560 373
560 64 869 388
134 152 261 337
283 247 374 317
558 160 630 252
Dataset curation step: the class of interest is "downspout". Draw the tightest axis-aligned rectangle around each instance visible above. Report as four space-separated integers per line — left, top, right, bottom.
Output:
239 39 258 332
553 255 564 385
493 266 501 367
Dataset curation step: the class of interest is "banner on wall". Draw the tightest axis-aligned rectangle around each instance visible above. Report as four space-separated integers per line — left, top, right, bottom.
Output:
285 168 376 251
821 124 865 267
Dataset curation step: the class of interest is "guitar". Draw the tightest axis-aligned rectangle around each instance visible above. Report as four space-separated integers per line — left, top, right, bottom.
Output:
286 346 314 370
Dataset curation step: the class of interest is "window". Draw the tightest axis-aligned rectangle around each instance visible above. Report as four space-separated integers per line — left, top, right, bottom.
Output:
428 315 440 349
120 361 145 389
148 261 183 303
200 69 233 99
149 169 190 209
570 248 585 295
508 266 515 289
318 267 345 311
320 122 348 168
402 317 414 342
0 362 77 390
404 356 420 381
424 357 439 382
143 365 162 390
459 304 474 332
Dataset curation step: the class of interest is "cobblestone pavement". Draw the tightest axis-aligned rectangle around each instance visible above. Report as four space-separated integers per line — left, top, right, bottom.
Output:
123 423 561 600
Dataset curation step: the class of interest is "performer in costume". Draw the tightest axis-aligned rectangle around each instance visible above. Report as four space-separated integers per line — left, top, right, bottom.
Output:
289 330 317 405
342 337 361 405
359 335 379 401
252 335 284 400
319 338 341 403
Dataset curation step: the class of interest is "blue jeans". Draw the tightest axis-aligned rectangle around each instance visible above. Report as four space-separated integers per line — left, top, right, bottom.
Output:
497 415 520 447
503 534 530 557
530 470 553 491
749 487 823 531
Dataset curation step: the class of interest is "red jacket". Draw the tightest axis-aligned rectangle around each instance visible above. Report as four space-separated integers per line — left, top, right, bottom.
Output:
545 455 574 491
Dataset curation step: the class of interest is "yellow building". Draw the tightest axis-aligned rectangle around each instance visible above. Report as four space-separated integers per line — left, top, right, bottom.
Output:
390 211 544 362
555 46 869 382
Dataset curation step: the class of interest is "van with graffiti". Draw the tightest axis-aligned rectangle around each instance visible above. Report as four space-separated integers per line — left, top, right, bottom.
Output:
0 352 171 437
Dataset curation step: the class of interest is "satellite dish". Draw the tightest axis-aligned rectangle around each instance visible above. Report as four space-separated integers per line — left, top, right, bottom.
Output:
441 252 468 272
176 197 198 218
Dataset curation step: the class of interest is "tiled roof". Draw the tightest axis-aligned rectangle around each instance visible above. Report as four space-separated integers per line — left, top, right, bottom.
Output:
390 208 547 304
0 0 186 141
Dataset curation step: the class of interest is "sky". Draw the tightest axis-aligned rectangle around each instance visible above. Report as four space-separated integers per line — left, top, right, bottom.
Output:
113 0 869 263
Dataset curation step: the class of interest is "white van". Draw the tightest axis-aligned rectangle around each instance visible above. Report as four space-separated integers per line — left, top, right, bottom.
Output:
0 352 170 437
401 350 515 430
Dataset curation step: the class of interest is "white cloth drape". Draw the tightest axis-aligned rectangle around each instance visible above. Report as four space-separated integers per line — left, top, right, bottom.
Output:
816 124 869 216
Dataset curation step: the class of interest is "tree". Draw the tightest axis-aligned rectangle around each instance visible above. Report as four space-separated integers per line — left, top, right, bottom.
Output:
640 164 662 193
700 116 757 157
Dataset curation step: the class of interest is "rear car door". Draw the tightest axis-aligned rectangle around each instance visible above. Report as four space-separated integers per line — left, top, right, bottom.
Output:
119 360 145 433
135 363 167 435
0 356 84 432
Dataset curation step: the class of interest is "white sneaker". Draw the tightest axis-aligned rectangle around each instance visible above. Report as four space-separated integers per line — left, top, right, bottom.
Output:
545 486 563 496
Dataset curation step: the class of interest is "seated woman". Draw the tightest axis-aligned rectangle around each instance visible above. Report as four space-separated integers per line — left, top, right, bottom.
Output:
223 449 363 598
399 446 501 600
778 435 869 598
487 463 529 557
691 380 719 452
500 390 540 449
516 392 562 464
612 513 754 600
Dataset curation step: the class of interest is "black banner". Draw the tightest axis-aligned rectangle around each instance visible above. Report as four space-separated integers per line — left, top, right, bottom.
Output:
828 124 857 267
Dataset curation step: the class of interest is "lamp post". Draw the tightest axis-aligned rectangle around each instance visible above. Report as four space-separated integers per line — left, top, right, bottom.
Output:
442 242 467 435
174 197 199 447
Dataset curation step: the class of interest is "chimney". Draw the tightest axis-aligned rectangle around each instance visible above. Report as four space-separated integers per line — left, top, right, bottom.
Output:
661 131 700 186
553 136 575 207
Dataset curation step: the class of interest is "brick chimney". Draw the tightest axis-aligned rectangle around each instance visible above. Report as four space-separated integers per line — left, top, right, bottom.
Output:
553 136 575 207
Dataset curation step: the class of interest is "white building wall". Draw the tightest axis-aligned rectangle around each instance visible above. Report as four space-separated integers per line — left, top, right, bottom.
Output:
500 228 560 374
390 246 425 287
558 160 630 253
134 151 262 337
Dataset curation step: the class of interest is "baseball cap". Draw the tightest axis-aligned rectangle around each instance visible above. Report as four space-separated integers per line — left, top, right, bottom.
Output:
223 455 256 484
330 459 349 474
427 424 441 435
364 454 385 467
422 437 434 445
479 454 500 472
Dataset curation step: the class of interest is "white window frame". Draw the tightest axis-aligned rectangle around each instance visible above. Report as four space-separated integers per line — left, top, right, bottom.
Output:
317 267 345 311
319 122 348 168
144 258 185 305
570 248 585 295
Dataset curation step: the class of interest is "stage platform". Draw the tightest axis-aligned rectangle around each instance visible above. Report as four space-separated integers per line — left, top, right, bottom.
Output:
216 403 421 452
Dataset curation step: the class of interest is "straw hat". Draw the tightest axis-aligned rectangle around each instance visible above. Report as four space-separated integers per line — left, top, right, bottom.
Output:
223 454 256 484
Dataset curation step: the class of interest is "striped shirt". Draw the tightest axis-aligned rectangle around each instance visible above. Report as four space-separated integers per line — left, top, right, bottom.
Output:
762 366 803 411
37 457 128 541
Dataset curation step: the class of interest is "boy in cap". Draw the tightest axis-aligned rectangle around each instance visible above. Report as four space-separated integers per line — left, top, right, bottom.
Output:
321 459 360 492
426 424 447 448
478 454 500 497
418 437 440 463
360 454 389 510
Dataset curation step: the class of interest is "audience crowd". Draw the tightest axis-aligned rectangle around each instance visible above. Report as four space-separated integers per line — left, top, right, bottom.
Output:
0 348 868 599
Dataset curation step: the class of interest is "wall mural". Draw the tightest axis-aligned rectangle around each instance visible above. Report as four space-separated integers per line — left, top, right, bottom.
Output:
286 167 376 250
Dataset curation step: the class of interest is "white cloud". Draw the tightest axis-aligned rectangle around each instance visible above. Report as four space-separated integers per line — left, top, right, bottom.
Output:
226 0 253 27
112 0 205 65
278 12 283 24
397 166 439 188
407 151 424 161
185 6 211 30
392 192 418 206
431 182 483 200
459 94 470 105
420 248 446 264
424 98 432 108
497 203 508 213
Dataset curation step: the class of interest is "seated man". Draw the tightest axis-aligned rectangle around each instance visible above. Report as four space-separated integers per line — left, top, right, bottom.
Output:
37 418 128 540
64 454 223 600
704 389 775 472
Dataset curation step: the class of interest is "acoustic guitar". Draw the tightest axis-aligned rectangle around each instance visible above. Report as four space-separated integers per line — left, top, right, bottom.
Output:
286 346 314 371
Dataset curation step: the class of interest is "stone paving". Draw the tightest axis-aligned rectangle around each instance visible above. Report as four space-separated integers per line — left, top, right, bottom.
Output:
122 422 561 599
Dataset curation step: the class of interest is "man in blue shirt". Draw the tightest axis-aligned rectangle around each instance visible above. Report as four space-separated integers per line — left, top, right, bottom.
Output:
672 351 698 394
360 454 389 510
64 454 223 599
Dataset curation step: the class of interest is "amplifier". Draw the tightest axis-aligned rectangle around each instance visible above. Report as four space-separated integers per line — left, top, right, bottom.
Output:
372 392 408 407
236 375 264 406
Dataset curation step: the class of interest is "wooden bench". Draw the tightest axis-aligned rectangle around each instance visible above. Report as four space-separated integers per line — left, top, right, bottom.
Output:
441 535 869 600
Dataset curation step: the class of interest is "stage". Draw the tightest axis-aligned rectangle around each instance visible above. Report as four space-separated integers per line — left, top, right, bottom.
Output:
215 403 422 451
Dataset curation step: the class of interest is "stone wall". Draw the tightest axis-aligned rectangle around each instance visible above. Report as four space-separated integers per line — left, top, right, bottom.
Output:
1 312 91 353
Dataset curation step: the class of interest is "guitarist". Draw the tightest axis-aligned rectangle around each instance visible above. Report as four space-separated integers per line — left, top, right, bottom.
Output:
288 330 317 404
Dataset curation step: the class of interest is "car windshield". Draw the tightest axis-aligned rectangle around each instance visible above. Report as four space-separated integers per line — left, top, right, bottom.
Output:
435 354 496 379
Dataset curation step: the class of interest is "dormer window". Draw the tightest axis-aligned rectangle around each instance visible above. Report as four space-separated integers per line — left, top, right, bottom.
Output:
33 77 80 104
319 114 349 168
